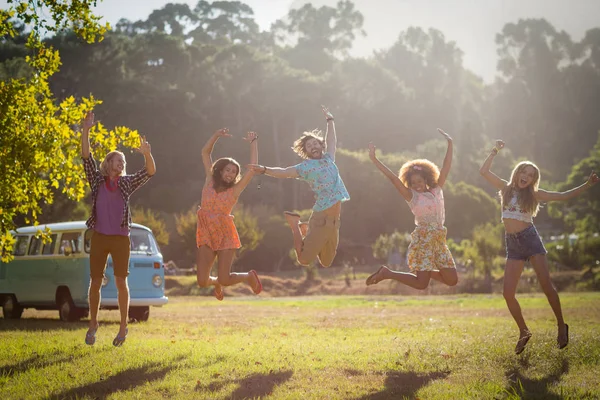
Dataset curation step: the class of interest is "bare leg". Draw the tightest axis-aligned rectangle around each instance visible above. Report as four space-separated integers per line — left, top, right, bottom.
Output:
503 259 532 353
430 269 458 286
196 246 222 299
366 266 432 290
284 213 304 263
530 254 568 347
114 276 129 337
87 277 102 332
216 249 247 287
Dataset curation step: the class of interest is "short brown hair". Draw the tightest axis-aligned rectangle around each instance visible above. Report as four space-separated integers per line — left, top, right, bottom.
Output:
399 159 440 188
291 130 325 159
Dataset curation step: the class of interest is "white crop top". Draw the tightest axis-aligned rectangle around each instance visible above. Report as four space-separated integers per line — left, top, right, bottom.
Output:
501 194 533 223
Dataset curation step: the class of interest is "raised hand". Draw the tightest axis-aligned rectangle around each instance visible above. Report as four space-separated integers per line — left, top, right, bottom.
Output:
495 139 505 150
243 131 258 143
82 111 95 131
246 164 264 174
135 135 152 155
321 105 334 121
368 142 377 160
587 171 599 186
437 128 452 141
214 128 231 138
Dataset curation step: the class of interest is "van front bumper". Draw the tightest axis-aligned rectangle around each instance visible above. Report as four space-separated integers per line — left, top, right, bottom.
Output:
100 296 168 307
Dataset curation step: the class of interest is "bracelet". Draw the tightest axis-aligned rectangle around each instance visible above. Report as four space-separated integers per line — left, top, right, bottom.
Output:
491 147 499 155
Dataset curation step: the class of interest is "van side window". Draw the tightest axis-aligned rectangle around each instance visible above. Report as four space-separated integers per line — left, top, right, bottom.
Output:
42 234 58 255
28 236 43 256
59 232 82 255
14 236 30 256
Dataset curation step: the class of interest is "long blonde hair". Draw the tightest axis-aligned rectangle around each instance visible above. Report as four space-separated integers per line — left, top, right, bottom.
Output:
501 161 541 216
100 151 127 176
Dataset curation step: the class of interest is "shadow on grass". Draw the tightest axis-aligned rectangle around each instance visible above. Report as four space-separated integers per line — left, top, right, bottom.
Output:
0 348 111 379
43 355 190 400
505 357 569 400
200 370 293 398
355 370 449 400
0 319 119 332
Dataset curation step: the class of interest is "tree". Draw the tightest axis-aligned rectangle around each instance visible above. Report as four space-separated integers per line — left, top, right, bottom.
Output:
131 207 170 247
1 1 140 261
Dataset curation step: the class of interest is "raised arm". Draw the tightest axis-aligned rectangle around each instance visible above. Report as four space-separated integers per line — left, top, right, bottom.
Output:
479 139 508 190
135 135 156 176
437 129 453 188
232 132 259 197
369 143 412 202
322 106 336 159
536 171 599 202
247 164 299 179
81 111 94 159
202 128 230 182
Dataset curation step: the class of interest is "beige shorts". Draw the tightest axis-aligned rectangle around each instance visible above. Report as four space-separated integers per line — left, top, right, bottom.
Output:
90 230 131 279
299 210 340 267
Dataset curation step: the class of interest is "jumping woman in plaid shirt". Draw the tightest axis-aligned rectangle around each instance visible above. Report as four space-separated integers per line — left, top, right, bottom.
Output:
81 111 156 347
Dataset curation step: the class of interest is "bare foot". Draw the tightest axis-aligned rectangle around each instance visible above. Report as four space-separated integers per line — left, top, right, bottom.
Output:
214 283 224 301
366 265 390 286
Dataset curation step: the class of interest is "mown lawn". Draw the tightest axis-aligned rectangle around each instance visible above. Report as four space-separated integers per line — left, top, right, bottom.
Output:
1 293 599 399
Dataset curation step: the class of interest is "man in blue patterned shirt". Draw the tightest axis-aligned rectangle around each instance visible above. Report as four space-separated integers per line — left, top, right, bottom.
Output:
248 107 349 267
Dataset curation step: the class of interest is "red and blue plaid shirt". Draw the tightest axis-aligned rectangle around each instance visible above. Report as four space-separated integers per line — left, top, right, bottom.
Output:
82 153 152 229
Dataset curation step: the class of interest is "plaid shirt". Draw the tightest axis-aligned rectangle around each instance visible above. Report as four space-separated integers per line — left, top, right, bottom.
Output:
83 153 152 229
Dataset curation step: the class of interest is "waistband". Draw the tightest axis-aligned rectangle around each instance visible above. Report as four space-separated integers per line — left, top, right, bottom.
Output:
505 224 536 238
414 223 445 231
198 208 232 217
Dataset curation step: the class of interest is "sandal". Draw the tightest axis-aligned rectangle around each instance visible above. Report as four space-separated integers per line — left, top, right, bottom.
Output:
214 284 224 301
249 270 262 295
366 266 387 286
85 323 99 346
558 324 569 349
515 330 532 355
112 327 128 347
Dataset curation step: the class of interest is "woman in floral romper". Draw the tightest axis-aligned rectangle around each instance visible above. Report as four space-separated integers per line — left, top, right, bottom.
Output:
196 128 262 300
365 129 458 290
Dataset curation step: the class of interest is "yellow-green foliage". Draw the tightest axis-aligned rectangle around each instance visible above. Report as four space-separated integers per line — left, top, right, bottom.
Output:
0 1 138 262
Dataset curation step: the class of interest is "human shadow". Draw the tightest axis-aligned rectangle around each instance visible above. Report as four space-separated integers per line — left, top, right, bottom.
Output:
505 358 569 399
0 348 111 379
0 318 119 332
43 355 188 400
355 370 449 400
200 370 293 398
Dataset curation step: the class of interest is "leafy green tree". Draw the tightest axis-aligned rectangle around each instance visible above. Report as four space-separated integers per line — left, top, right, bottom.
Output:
372 230 410 261
131 207 170 247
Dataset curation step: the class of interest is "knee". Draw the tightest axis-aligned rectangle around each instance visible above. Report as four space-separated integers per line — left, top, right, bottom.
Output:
114 277 128 289
503 290 516 301
447 276 458 287
89 278 103 291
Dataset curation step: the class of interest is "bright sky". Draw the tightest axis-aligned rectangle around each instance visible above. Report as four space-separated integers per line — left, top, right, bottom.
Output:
3 0 599 82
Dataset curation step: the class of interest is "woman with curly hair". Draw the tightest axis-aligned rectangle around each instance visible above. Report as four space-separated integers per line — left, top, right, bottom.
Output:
365 129 458 290
480 139 599 354
196 128 262 300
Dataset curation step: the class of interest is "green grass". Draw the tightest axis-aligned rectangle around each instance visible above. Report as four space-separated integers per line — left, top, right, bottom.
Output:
1 293 599 399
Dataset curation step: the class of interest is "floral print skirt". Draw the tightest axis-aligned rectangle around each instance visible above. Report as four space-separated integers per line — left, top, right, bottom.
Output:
407 225 456 272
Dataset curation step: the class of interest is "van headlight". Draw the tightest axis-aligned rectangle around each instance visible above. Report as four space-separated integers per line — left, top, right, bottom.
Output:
102 275 109 287
152 274 163 288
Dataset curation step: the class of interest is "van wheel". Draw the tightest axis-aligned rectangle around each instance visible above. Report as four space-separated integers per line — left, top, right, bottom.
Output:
57 291 82 322
2 295 24 319
128 306 150 322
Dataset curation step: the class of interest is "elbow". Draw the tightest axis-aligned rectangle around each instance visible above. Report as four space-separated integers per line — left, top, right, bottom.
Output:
479 168 486 176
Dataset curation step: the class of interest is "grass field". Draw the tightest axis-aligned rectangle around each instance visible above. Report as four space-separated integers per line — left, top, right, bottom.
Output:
1 293 599 399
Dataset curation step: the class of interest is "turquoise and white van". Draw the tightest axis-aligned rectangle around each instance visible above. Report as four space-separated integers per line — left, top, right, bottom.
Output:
0 221 168 322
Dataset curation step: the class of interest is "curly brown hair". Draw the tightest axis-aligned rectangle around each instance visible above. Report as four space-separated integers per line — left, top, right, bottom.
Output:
291 130 325 159
212 157 241 192
399 159 440 188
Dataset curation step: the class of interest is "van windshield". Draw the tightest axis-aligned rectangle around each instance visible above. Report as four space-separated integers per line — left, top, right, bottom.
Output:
130 228 160 255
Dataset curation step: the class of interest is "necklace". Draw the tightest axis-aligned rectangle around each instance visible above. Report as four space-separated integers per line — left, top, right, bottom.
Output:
105 176 119 192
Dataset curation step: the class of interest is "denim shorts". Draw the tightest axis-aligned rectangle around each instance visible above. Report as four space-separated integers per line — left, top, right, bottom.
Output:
505 225 547 261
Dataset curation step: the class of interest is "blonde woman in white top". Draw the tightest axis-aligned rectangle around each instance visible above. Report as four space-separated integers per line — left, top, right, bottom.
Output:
480 139 599 354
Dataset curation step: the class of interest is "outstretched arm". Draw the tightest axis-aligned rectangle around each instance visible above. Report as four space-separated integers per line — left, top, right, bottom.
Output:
369 143 412 202
81 111 94 159
247 164 299 179
233 132 259 197
536 171 599 202
202 128 230 182
479 139 508 190
322 106 336 159
135 135 156 176
437 129 453 188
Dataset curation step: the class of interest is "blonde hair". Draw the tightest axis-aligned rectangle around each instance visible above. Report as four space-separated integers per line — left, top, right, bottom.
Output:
291 130 325 159
399 159 440 188
100 151 127 176
500 161 541 216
